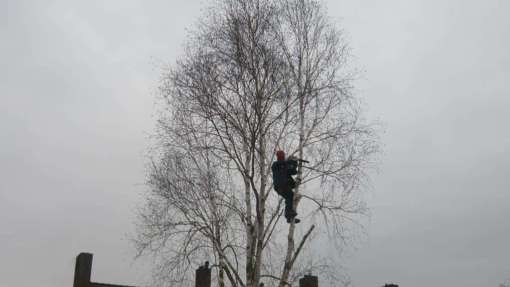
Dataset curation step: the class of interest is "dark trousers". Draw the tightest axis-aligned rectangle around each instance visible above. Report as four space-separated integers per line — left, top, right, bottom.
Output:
275 186 296 220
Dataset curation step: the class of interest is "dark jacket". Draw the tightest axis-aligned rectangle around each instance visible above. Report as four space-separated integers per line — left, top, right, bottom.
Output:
271 159 298 190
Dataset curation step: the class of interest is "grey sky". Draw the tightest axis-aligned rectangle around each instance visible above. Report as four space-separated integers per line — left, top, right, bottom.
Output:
1 0 509 287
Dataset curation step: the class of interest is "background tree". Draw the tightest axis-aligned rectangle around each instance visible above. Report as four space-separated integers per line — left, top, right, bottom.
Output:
135 1 379 286
500 279 510 287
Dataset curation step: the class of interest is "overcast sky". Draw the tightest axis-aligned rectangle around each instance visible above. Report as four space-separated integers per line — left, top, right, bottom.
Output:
1 0 509 286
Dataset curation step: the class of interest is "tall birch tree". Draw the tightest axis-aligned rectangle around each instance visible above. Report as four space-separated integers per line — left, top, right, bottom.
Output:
135 1 379 287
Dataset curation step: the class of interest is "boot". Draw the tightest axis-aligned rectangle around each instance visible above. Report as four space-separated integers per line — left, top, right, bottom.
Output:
286 217 301 224
286 210 300 224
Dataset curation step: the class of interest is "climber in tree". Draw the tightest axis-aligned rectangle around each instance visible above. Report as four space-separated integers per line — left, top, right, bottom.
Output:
272 150 301 224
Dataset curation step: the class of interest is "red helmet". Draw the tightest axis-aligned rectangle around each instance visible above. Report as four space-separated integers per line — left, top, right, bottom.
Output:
276 150 285 161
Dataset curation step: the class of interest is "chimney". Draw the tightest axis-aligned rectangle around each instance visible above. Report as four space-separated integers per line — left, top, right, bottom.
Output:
195 262 211 287
74 253 93 287
299 274 318 287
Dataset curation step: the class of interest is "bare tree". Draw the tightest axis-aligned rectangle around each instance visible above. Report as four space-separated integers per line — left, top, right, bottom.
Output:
134 1 379 287
500 279 510 287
